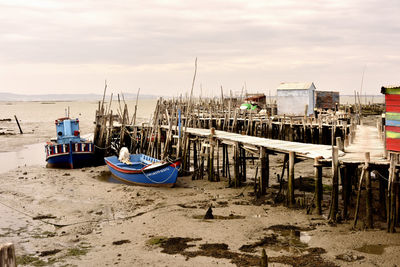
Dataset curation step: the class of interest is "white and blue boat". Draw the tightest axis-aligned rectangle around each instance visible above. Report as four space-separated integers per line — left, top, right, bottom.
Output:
45 117 95 168
104 154 180 187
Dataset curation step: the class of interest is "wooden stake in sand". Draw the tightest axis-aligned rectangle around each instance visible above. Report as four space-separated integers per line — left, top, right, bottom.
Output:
14 115 23 134
0 243 16 267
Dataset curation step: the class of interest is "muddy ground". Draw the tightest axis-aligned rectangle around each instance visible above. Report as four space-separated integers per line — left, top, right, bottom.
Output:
1 118 400 266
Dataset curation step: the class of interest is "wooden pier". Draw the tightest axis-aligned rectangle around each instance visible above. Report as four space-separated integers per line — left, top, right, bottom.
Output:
92 92 398 232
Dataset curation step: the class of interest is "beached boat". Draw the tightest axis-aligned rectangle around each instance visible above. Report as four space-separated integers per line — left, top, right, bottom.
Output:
45 117 95 168
104 154 180 187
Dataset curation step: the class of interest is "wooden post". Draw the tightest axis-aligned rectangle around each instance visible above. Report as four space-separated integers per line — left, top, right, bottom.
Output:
365 152 373 228
216 140 220 181
208 128 215 181
378 168 388 220
314 157 323 215
287 152 295 207
336 136 344 152
260 248 268 267
388 153 397 233
0 243 17 267
353 165 366 228
234 142 240 187
318 119 323 144
14 115 23 134
241 146 247 182
192 139 198 179
342 165 351 220
260 147 268 195
329 146 339 222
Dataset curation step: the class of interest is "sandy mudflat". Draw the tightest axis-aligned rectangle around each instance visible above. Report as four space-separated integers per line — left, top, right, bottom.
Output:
1 126 400 266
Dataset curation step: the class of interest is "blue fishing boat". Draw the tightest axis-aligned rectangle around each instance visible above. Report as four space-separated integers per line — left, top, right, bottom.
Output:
45 117 95 168
104 154 180 187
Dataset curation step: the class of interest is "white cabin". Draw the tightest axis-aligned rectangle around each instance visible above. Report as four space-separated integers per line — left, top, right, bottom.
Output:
276 82 316 116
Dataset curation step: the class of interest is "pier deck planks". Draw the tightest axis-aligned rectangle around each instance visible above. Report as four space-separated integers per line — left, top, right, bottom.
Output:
340 124 388 165
165 126 344 159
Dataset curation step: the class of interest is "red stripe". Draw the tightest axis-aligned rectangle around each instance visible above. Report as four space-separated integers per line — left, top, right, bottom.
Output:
105 159 180 174
387 138 400 152
386 126 400 133
386 105 400 113
386 94 400 107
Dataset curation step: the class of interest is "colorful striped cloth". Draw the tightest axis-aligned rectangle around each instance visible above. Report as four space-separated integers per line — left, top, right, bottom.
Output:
382 86 400 151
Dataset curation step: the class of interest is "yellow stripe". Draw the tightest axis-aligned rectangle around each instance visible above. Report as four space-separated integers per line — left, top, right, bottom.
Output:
386 131 400 139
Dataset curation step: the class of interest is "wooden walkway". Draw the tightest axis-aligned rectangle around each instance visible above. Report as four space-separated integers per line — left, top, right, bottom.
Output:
173 127 344 160
340 123 387 165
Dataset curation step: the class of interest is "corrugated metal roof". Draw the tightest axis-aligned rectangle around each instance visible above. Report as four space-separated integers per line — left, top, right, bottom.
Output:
381 85 400 94
382 85 400 89
277 82 315 90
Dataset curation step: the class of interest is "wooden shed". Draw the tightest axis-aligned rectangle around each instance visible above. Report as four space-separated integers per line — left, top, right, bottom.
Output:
244 94 266 105
276 82 315 116
381 85 400 152
315 91 339 110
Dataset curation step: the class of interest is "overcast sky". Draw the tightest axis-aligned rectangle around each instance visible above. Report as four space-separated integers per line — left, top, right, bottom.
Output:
0 0 399 96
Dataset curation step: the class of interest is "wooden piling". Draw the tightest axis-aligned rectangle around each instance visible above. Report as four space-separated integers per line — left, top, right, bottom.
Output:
388 153 397 233
260 248 268 267
14 115 23 134
329 146 339 222
260 147 268 195
314 157 323 215
287 151 295 207
234 142 240 187
365 152 373 228
0 243 16 267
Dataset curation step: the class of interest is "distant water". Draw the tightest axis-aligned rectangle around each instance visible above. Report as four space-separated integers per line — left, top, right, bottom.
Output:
264 95 384 105
0 99 158 172
0 99 158 132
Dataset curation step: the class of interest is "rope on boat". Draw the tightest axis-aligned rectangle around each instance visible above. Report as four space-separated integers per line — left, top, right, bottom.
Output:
140 157 181 184
94 144 112 150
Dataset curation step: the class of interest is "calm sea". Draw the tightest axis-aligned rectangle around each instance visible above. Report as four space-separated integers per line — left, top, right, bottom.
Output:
0 99 158 132
0 99 157 173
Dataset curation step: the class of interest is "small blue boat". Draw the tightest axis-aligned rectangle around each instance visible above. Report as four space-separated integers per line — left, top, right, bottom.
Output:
45 117 95 168
104 154 180 187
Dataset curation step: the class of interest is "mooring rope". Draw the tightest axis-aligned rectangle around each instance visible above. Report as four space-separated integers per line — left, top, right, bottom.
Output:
140 158 181 184
0 199 177 228
94 144 112 150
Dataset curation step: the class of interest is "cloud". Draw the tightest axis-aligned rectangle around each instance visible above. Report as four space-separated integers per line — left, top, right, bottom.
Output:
0 0 399 95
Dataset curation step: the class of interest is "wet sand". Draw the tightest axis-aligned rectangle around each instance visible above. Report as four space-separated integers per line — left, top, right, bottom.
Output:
1 123 400 266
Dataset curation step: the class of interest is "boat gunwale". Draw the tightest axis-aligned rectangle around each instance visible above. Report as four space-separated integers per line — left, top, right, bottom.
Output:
104 156 180 174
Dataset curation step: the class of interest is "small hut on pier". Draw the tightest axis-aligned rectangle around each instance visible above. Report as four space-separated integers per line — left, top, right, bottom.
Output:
276 82 315 116
315 91 339 110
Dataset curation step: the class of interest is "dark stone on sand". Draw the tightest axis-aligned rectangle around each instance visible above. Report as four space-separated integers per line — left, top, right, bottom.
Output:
112 240 131 245
33 214 57 220
204 207 214 219
63 173 71 176
39 249 61 257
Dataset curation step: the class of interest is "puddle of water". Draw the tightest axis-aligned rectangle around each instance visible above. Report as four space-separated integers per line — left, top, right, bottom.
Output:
96 171 124 184
0 143 45 173
354 244 387 255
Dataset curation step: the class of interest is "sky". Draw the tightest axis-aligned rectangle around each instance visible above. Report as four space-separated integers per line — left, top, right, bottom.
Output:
0 0 399 97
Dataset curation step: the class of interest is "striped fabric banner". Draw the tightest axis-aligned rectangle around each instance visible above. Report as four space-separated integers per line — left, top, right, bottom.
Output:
385 90 400 152
387 138 400 151
386 131 400 139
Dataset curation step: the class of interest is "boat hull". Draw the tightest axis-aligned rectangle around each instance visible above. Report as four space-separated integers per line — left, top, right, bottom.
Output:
45 142 95 169
104 155 180 187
